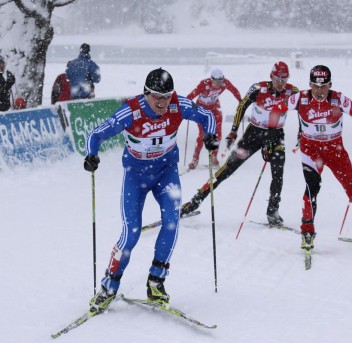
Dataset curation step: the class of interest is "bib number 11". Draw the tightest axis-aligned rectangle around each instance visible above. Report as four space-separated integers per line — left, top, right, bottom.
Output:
151 137 163 145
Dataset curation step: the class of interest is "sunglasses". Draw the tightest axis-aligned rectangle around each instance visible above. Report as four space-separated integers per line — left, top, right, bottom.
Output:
271 75 289 83
145 85 174 99
211 77 224 82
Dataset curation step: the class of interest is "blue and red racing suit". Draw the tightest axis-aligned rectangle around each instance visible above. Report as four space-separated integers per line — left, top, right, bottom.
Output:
86 92 216 292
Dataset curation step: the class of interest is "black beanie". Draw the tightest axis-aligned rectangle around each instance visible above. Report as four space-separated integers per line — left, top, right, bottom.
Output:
80 43 90 54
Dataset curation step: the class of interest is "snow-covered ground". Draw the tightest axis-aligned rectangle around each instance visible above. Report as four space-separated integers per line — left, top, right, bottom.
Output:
3 54 352 343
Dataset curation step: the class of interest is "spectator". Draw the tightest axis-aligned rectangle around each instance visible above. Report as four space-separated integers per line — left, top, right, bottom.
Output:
14 97 27 110
66 43 101 100
51 71 71 104
0 55 16 112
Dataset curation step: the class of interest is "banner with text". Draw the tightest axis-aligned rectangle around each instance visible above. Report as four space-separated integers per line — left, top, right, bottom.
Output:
0 108 73 169
57 98 125 156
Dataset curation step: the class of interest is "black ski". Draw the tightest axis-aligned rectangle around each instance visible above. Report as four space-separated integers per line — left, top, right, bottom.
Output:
120 294 217 329
249 220 301 234
142 210 201 232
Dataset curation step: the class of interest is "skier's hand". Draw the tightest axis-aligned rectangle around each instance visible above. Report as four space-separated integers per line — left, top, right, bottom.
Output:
84 155 100 172
203 134 219 151
261 129 276 162
226 130 237 149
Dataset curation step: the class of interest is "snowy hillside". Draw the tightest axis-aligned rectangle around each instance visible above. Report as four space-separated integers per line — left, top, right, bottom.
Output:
3 57 352 343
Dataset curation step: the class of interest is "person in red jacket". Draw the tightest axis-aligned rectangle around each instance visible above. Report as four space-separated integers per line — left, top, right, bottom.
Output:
266 65 352 250
187 69 241 169
51 72 71 105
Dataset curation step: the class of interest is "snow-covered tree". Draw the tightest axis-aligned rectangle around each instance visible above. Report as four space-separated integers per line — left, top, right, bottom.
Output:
0 0 76 108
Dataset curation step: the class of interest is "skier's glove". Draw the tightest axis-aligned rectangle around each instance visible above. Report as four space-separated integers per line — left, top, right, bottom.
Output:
226 129 238 149
261 128 276 162
203 134 219 151
84 155 100 172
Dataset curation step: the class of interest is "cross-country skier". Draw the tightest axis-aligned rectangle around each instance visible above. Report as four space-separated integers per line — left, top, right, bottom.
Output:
84 68 219 313
187 68 241 169
181 62 299 226
267 65 352 250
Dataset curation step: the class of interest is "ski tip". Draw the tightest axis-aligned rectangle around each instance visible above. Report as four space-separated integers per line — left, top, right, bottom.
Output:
338 237 352 243
180 210 201 218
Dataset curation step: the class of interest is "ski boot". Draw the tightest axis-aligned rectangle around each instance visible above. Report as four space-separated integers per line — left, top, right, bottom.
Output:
301 232 316 250
181 183 210 216
267 195 283 226
267 210 284 226
147 275 170 304
89 286 117 314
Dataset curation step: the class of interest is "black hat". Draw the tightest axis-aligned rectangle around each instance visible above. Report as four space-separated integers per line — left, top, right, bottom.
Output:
144 68 174 94
80 43 90 54
310 65 331 86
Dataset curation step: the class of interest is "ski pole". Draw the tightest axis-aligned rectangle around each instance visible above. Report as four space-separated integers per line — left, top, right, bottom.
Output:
339 202 351 235
208 151 218 293
235 161 268 239
183 121 190 166
91 171 97 295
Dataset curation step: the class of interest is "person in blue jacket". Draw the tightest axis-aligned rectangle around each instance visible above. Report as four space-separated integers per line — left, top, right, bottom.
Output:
66 43 101 99
84 68 219 313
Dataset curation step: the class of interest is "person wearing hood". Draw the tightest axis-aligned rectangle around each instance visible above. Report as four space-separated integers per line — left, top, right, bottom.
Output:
66 43 101 99
0 55 16 112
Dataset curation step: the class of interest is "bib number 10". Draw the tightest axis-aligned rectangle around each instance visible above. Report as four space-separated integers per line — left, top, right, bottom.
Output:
314 124 326 132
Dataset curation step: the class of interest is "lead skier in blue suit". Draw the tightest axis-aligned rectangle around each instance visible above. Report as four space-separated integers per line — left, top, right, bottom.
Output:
84 68 219 313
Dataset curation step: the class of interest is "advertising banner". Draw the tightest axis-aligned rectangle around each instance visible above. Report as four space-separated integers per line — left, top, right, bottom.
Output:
0 107 73 168
57 98 125 156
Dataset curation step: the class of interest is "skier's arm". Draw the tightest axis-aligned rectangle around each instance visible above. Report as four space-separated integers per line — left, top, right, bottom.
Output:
178 95 216 135
90 61 101 83
224 79 242 102
85 102 133 156
186 81 203 100
268 92 299 128
225 84 258 149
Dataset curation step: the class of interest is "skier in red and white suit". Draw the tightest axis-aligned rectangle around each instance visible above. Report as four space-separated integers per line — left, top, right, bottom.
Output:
267 65 352 250
187 69 241 169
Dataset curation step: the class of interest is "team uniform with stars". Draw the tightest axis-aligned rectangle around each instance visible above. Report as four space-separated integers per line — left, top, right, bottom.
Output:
85 92 216 292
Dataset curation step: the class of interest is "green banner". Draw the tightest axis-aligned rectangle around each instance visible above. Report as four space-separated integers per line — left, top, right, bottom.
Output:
58 98 125 155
